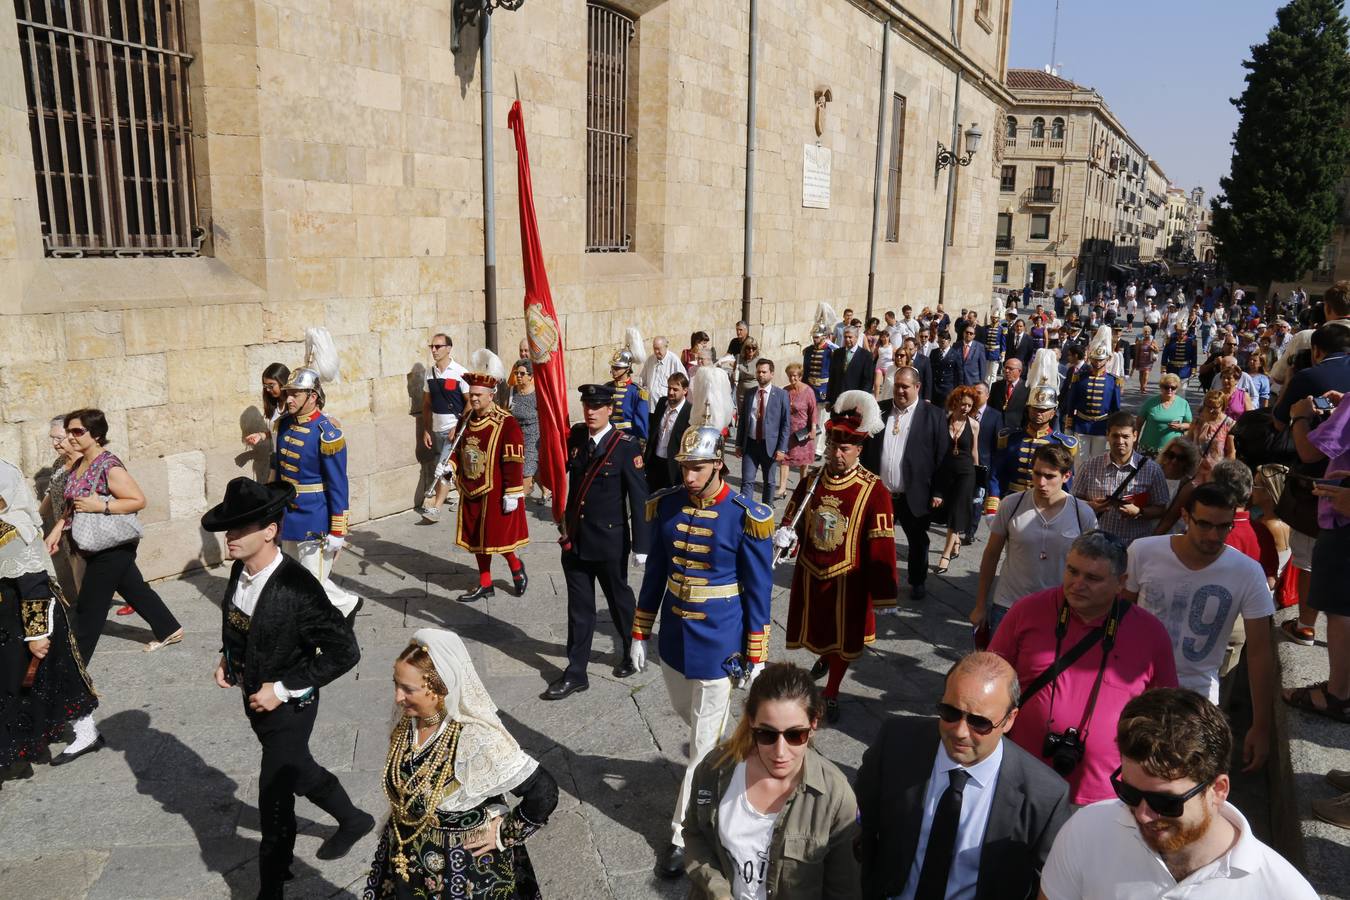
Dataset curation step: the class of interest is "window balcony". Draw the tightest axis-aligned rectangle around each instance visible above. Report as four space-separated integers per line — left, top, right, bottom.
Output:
996 234 1014 252
1023 187 1061 205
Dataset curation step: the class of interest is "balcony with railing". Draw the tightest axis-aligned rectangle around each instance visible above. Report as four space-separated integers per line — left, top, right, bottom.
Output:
1023 186 1061 205
996 234 1014 252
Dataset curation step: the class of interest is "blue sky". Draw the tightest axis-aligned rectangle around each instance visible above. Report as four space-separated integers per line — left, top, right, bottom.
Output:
1007 0 1284 201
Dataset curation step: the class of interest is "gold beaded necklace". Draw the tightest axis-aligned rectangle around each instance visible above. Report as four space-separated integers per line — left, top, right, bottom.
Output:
383 716 463 880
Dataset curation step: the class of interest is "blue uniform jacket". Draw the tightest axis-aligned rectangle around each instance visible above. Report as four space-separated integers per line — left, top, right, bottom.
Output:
803 344 833 402
272 410 349 541
634 484 773 680
1162 335 1198 378
992 426 1077 499
1064 371 1122 436
608 378 649 441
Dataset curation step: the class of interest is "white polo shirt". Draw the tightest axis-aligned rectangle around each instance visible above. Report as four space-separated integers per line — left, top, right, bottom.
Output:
1041 799 1317 899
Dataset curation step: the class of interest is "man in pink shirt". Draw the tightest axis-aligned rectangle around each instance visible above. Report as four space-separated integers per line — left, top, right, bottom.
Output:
990 531 1178 805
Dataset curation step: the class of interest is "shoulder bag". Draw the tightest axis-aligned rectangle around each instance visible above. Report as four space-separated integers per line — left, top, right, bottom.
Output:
72 492 144 553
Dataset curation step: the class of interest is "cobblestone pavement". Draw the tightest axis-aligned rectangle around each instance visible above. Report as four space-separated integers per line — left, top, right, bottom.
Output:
0 340 1273 899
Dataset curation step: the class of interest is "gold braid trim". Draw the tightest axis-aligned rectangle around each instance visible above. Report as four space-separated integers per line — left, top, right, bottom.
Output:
320 436 346 455
742 511 773 540
0 521 16 549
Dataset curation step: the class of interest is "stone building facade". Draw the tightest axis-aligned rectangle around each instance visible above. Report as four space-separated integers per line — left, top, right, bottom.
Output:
994 68 1160 295
0 0 1013 579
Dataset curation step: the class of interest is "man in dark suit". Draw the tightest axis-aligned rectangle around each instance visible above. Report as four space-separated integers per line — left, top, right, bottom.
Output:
953 321 991 387
862 365 949 600
856 652 1071 900
898 337 932 402
545 383 650 700
989 357 1028 430
203 478 371 899
966 384 1002 545
1005 318 1034 367
827 325 875 407
644 371 691 492
735 358 791 502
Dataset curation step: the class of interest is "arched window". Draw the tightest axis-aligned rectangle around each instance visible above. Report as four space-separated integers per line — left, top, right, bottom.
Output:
1005 116 1018 138
1051 117 1065 140
1031 117 1046 139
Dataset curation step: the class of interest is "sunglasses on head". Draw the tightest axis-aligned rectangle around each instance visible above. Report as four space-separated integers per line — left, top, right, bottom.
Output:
66 427 88 438
751 726 812 747
935 701 1012 736
1109 767 1211 818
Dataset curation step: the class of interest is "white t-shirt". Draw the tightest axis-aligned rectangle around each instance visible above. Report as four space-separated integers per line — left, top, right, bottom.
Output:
1125 537 1274 702
1145 309 1161 326
423 360 468 434
1041 799 1317 899
718 761 779 900
991 491 1097 608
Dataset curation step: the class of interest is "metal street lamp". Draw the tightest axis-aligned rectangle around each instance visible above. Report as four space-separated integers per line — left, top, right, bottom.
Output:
936 123 982 173
452 0 525 52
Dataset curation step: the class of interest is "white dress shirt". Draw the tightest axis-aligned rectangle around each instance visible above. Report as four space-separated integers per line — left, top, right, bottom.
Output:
586 423 613 452
656 400 685 458
229 549 307 702
896 739 1005 900
641 353 687 412
881 403 916 495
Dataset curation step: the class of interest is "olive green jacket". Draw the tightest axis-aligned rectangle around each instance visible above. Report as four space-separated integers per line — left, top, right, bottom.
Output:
682 746 861 900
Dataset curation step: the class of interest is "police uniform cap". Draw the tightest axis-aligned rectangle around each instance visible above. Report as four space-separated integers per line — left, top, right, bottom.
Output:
579 383 617 406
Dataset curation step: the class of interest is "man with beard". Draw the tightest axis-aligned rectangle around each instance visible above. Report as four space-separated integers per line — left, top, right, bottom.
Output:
1039 688 1316 898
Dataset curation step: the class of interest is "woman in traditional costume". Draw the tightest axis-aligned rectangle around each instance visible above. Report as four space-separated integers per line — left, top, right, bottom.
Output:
364 628 558 899
0 457 96 780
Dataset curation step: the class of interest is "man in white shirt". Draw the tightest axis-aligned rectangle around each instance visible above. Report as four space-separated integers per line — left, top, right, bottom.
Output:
640 335 687 413
1040 687 1317 900
1123 483 1276 772
895 304 921 342
420 332 468 522
202 478 371 897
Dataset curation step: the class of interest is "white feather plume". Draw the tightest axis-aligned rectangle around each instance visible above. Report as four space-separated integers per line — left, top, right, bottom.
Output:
624 326 648 368
833 389 884 435
1027 348 1061 393
814 301 841 331
1087 324 1114 358
687 366 734 434
469 348 506 385
305 327 341 383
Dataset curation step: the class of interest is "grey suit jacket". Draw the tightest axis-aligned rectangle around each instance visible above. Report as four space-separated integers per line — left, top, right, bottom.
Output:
855 715 1072 900
736 383 791 457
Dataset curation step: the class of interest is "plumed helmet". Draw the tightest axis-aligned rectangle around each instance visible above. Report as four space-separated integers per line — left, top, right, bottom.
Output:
676 367 734 463
811 301 841 340
611 326 647 371
283 366 323 393
1026 348 1062 410
465 348 506 389
1087 324 1114 362
827 390 884 444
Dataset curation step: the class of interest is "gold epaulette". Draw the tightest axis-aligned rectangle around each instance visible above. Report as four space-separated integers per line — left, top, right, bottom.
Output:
320 436 345 455
731 494 774 540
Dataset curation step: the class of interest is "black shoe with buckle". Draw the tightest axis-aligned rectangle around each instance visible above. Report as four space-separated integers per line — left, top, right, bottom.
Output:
656 843 686 879
50 734 106 767
512 566 528 597
809 656 829 681
458 585 495 604
541 677 589 701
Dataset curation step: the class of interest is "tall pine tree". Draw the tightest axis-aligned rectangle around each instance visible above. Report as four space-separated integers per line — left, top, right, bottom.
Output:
1211 0 1350 292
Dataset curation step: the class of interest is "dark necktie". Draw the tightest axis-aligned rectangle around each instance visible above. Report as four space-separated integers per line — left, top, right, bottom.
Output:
914 768 971 900
756 389 766 440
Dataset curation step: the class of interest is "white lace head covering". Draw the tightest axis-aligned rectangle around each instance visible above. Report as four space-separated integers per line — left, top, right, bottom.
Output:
0 458 44 544
410 628 538 812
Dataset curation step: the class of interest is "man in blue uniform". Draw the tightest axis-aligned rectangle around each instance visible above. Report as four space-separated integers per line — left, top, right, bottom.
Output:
629 367 774 880
1063 325 1123 462
1162 319 1198 382
273 367 361 620
991 349 1078 510
542 383 650 701
606 345 649 441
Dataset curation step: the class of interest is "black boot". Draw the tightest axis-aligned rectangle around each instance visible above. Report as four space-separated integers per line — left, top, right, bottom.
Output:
308 774 376 861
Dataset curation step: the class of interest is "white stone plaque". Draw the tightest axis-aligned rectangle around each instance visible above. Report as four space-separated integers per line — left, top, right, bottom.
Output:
802 144 831 209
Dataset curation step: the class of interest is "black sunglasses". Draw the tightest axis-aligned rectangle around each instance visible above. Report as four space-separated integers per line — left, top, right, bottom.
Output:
935 701 1012 736
66 427 88 438
751 726 812 747
1110 767 1211 818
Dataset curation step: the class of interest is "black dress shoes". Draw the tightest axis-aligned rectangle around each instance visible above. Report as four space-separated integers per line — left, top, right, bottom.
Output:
824 698 841 724
50 734 105 767
457 585 495 603
910 583 927 601
316 811 376 860
512 566 528 597
809 656 829 681
612 659 636 679
656 843 686 879
540 677 589 701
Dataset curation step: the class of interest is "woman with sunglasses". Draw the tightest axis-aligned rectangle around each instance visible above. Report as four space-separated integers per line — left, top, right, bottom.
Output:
682 663 860 899
243 362 291 450
1153 437 1203 535
1134 373 1191 457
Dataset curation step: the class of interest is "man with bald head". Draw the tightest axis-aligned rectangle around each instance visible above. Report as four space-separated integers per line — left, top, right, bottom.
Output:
640 335 687 413
856 651 1071 900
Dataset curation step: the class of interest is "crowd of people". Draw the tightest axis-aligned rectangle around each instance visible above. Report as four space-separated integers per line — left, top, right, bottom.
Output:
1 276 1346 899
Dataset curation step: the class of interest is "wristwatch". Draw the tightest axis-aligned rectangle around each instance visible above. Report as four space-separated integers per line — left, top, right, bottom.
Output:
103 498 111 515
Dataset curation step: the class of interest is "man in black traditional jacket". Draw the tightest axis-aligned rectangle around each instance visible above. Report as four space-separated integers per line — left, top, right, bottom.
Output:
203 477 371 899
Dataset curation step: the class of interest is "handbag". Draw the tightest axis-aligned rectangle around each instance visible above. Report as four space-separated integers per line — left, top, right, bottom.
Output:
792 425 812 443
72 493 144 552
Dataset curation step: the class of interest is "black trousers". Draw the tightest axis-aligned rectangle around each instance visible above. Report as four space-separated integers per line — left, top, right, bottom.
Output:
75 541 181 662
561 550 636 681
645 457 675 493
892 493 932 587
246 691 358 895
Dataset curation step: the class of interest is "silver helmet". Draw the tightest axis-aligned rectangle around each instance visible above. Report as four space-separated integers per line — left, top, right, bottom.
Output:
675 367 735 463
1026 349 1062 411
283 366 323 393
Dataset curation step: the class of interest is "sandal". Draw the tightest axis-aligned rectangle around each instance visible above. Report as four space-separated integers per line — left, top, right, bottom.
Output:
144 629 184 653
115 604 135 616
1280 619 1316 646
935 557 951 576
1283 680 1350 723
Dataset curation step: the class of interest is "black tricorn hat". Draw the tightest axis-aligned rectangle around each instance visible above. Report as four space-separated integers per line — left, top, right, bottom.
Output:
201 478 296 532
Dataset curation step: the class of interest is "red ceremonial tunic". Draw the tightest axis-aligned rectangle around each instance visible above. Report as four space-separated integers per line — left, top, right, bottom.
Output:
454 406 529 554
784 464 898 660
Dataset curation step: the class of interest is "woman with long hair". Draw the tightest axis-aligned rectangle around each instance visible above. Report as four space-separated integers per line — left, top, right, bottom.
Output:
1245 351 1271 408
366 630 558 898
871 328 895 398
934 386 980 575
244 363 291 448
1186 390 1237 483
682 663 859 899
683 331 709 369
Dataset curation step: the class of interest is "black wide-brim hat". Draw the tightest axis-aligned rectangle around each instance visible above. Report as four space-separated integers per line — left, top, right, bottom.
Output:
201 477 296 532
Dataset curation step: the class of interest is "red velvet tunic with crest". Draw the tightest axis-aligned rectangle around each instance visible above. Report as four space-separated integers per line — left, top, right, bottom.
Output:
454 406 529 554
783 465 898 659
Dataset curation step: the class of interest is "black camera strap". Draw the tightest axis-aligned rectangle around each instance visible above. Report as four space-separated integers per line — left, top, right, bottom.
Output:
1019 598 1126 706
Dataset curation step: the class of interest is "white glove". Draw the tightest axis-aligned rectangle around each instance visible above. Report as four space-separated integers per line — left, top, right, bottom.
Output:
634 553 648 567
772 526 797 549
629 639 647 672
745 662 765 689
323 534 345 554
502 496 520 514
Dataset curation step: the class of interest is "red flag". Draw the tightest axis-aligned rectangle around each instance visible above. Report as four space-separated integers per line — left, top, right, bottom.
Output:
508 101 570 522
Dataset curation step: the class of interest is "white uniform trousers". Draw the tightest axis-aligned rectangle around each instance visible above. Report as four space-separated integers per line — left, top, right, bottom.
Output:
282 540 361 617
1074 433 1109 470
661 664 733 847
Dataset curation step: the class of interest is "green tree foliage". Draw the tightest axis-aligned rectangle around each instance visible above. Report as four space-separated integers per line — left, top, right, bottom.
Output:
1211 0 1350 289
